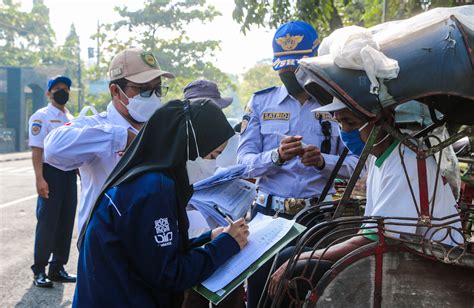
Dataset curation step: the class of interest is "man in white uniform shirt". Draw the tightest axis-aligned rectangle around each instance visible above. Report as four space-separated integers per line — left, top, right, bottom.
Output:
29 76 77 288
265 99 462 299
44 47 174 234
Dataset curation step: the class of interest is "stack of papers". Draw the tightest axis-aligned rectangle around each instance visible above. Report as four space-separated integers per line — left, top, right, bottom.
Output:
190 179 256 227
193 164 248 190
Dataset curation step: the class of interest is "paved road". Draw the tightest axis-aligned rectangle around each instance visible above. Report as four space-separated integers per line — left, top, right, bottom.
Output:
0 159 78 307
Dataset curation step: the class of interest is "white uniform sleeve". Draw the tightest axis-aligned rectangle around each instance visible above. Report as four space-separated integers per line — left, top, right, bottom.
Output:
319 150 359 179
44 117 128 171
236 96 280 178
28 112 47 148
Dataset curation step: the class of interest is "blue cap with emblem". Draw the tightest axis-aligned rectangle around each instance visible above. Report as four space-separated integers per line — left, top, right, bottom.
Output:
272 21 319 71
47 75 72 92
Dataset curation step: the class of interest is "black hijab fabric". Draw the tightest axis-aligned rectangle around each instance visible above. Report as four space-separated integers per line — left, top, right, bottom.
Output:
78 98 234 250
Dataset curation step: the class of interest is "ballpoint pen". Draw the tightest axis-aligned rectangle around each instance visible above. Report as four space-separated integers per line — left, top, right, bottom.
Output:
272 131 308 147
213 204 234 225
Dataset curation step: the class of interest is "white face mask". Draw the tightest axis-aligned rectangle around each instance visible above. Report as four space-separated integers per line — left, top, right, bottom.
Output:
186 157 218 185
118 86 163 122
185 119 218 185
216 133 237 168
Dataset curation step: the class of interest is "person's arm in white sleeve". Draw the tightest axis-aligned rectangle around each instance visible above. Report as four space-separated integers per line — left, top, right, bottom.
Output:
44 117 128 171
28 113 50 198
236 97 281 178
319 144 359 179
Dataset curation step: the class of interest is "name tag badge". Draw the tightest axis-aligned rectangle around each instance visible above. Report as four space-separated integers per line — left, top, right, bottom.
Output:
50 119 62 123
262 112 290 121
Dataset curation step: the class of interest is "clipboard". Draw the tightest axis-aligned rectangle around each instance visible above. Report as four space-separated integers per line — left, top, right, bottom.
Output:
193 222 306 305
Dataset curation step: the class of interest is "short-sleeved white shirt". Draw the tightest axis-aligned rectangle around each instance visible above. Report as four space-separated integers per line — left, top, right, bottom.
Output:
28 103 73 157
364 142 462 245
44 102 136 233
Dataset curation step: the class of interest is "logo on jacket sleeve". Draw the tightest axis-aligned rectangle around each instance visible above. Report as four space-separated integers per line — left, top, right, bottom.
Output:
154 218 173 247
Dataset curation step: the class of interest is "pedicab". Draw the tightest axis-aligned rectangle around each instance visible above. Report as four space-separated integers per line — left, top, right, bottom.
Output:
260 6 474 307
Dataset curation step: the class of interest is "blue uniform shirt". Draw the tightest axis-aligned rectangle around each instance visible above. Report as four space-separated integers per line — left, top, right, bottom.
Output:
73 172 240 308
237 85 358 199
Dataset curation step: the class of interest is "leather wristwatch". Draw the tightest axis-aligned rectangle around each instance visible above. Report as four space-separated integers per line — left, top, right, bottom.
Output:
271 148 284 166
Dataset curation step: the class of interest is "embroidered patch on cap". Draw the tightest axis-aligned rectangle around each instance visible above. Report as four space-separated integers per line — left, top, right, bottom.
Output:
110 67 123 77
141 52 158 68
263 112 290 121
276 34 304 51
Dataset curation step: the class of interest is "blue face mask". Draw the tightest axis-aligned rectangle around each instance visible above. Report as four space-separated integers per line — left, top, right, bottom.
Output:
339 122 369 156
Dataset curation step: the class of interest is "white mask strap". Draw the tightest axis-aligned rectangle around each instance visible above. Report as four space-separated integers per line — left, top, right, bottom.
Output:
373 133 390 147
117 85 131 100
358 122 370 132
186 119 200 160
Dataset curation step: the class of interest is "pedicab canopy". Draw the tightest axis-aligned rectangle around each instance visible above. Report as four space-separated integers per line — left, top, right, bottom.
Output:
296 6 474 125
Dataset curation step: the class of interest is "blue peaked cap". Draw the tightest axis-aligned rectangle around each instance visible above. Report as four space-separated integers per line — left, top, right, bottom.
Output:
47 75 72 91
272 20 319 71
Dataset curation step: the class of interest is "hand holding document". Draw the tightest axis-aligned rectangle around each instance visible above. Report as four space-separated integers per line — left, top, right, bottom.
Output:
273 131 308 148
190 179 256 227
193 164 248 190
194 214 306 304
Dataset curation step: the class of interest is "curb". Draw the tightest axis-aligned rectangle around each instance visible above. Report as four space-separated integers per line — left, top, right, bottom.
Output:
0 152 31 163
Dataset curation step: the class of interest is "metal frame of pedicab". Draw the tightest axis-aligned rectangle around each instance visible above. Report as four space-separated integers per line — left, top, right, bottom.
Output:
259 13 474 308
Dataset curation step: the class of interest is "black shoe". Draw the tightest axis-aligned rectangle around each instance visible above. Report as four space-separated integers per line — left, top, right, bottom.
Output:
48 270 76 283
33 272 53 288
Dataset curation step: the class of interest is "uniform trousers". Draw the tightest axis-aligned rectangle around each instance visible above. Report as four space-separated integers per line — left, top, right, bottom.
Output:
31 163 77 275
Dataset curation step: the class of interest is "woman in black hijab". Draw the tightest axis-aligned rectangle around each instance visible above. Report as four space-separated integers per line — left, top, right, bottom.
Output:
73 99 249 308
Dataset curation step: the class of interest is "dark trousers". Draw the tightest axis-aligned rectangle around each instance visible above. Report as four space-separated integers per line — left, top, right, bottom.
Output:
247 246 333 308
31 163 77 275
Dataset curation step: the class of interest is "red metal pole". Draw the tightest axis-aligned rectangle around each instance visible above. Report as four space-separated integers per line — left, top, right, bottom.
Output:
374 221 385 308
416 153 431 223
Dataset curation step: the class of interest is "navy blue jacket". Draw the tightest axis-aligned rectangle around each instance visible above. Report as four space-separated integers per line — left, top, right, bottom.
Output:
73 172 240 307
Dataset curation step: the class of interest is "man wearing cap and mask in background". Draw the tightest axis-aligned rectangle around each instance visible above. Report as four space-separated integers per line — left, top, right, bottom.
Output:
44 47 174 235
29 75 77 287
237 21 358 224
184 79 233 110
184 79 239 168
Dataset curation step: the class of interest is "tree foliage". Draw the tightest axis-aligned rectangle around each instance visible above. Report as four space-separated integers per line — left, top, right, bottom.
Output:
88 0 235 106
233 0 465 38
0 1 56 66
237 60 281 108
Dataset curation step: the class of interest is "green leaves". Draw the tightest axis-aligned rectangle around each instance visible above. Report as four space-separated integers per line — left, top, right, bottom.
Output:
94 0 233 105
232 0 463 38
0 2 56 66
237 61 281 108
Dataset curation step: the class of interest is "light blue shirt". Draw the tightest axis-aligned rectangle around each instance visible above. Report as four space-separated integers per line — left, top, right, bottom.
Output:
237 85 358 199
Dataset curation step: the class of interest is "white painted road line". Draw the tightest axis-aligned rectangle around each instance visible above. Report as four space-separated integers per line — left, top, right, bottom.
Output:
13 167 33 172
0 195 37 210
0 167 17 172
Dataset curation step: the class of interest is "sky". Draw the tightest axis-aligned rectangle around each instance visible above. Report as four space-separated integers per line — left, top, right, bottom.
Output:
22 0 275 75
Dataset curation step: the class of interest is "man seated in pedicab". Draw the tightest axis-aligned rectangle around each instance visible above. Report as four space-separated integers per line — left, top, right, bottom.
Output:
256 97 463 306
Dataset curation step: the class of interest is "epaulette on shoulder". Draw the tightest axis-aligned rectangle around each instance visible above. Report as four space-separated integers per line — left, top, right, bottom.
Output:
254 86 277 96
